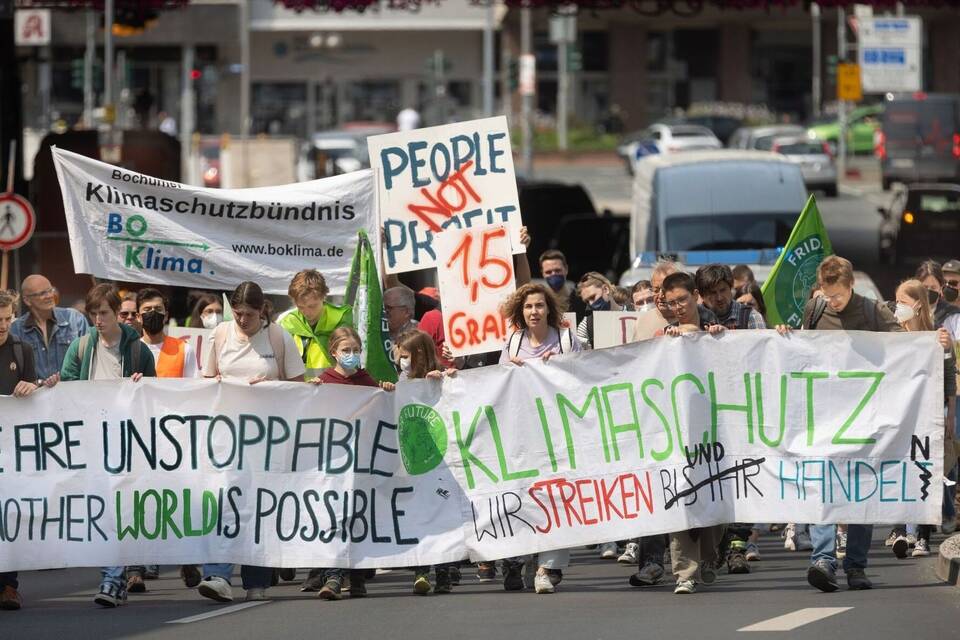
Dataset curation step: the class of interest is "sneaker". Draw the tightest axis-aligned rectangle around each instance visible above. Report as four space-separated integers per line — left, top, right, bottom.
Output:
546 569 563 587
912 539 931 557
629 561 665 587
0 585 22 610
836 531 848 559
503 562 524 591
700 564 717 585
618 542 640 564
534 571 555 594
476 562 496 582
144 565 160 580
448 565 461 586
245 588 268 601
279 568 296 582
198 576 234 603
892 535 909 559
180 565 202 589
674 579 696 594
126 574 147 594
745 542 761 561
783 524 797 551
846 568 872 590
300 570 325 592
93 582 127 608
413 574 432 595
796 530 813 551
806 559 839 593
318 578 342 600
727 552 750 574
599 541 619 559
434 570 453 594
885 529 901 546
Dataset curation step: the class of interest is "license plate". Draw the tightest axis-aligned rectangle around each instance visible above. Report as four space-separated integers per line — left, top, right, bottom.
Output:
891 158 915 168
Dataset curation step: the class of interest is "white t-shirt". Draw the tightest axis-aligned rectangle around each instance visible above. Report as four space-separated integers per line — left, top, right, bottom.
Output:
203 321 305 381
396 108 421 131
92 340 122 380
146 341 200 379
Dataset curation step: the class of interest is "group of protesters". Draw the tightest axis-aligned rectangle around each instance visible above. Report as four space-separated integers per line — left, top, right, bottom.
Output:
1 236 958 610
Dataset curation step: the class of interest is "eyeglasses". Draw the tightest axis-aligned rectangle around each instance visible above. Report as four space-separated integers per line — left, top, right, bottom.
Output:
139 305 165 315
664 295 691 310
946 279 960 288
822 292 847 302
118 311 139 319
24 287 57 299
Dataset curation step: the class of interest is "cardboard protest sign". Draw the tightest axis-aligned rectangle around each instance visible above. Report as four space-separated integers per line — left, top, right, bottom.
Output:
592 309 668 348
52 147 376 295
435 225 516 357
368 116 524 274
0 332 942 570
168 326 212 371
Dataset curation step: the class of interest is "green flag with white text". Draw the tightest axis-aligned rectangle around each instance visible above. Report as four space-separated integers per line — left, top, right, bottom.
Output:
344 231 398 383
761 194 834 328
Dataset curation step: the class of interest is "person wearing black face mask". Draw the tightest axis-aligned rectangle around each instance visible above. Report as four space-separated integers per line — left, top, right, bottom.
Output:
575 272 633 350
538 250 586 321
943 259 960 307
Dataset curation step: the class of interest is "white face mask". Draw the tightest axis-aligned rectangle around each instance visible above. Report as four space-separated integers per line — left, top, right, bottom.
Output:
201 312 223 329
894 303 916 323
399 356 411 373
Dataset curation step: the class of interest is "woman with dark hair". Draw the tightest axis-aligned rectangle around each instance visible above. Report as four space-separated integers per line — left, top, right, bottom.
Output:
196 281 305 604
737 282 768 321
188 292 223 329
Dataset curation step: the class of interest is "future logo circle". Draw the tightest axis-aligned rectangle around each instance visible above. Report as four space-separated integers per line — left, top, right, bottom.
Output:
397 404 448 476
775 234 827 323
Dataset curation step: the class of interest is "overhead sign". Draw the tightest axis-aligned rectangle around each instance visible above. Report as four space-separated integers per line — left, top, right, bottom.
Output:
837 63 863 102
858 17 922 93
0 192 36 251
14 9 51 46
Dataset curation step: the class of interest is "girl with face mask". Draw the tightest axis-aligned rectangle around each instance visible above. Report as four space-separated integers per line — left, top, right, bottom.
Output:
188 293 224 329
575 272 632 350
888 279 956 559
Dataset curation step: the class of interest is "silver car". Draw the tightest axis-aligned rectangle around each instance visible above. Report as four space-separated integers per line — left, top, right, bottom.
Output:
728 124 806 151
771 136 838 197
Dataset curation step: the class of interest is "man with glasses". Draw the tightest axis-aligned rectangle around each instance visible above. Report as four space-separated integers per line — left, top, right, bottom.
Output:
119 292 142 335
383 285 418 345
10 274 88 385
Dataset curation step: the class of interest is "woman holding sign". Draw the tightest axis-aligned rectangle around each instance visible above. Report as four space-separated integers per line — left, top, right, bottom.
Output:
197 281 306 604
499 284 581 594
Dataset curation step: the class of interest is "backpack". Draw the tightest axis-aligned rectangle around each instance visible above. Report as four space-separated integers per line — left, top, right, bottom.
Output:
212 322 288 377
508 327 573 359
808 295 880 331
77 332 142 375
934 300 960 330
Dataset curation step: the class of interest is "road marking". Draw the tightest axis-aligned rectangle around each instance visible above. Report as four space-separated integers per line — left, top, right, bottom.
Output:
738 607 852 632
166 601 270 624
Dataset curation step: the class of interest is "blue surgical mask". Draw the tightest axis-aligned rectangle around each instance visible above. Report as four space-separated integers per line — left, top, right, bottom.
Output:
338 353 361 371
545 274 566 292
590 297 611 312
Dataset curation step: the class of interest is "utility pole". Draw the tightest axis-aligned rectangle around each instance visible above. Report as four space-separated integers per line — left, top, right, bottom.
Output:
238 0 250 186
180 45 195 183
811 3 821 118
520 8 533 178
482 1 494 117
837 6 847 177
104 0 114 129
83 10 95 128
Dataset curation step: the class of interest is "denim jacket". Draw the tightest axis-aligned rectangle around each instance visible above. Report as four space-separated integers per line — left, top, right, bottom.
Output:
10 307 90 380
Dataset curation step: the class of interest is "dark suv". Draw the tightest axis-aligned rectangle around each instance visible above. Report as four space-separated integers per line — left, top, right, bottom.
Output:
878 183 960 265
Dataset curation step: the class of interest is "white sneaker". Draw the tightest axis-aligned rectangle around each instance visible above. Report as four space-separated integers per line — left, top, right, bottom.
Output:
534 571 555 594
912 539 931 557
198 576 234 602
599 542 619 559
245 588 268 601
796 530 813 552
783 524 797 551
618 542 640 564
674 579 696 594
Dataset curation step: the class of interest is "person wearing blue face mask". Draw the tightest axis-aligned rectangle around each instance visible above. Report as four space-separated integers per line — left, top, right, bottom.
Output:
575 271 633 350
538 250 586 321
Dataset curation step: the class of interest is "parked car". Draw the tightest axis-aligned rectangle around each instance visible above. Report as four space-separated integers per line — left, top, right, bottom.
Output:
876 93 960 190
806 103 883 155
617 123 722 174
878 183 960 265
626 151 808 271
727 124 805 151
771 136 838 197
660 115 744 145
298 130 370 180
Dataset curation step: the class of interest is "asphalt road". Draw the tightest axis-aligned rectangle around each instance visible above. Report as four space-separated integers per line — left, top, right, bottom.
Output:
5 532 959 640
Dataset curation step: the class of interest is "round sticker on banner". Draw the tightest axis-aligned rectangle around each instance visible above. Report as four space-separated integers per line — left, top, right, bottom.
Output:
397 403 448 476
0 193 36 251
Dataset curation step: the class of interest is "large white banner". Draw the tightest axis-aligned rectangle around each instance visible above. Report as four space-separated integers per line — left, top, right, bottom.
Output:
52 147 377 295
368 116 524 274
0 332 942 570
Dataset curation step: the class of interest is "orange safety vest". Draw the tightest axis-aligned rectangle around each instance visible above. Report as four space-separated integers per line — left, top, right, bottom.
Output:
155 336 187 378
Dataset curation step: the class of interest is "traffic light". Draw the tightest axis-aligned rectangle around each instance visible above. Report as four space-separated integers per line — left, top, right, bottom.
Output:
826 54 838 79
70 59 84 90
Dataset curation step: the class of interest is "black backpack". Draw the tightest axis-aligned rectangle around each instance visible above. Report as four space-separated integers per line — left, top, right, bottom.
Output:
808 295 880 331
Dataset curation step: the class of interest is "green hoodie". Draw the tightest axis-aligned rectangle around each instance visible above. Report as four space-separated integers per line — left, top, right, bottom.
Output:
60 323 157 381
279 302 353 379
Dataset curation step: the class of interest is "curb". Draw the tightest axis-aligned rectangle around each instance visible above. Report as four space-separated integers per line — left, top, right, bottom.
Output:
935 533 960 587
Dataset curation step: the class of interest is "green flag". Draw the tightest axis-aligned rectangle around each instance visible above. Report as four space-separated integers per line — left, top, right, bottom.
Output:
344 231 398 383
760 194 834 328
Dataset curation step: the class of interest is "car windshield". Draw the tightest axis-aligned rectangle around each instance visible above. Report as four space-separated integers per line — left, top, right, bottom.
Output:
908 191 960 213
666 214 797 251
777 141 827 155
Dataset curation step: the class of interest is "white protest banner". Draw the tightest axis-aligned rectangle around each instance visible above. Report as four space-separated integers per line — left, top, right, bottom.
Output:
52 147 376 295
435 225 516 357
368 116 524 274
168 326 213 371
0 332 942 570
593 309 667 348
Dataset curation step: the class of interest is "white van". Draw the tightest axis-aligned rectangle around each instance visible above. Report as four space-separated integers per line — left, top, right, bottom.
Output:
629 151 808 259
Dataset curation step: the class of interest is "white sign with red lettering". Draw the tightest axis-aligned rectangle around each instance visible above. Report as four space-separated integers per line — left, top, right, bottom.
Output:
15 9 51 46
435 225 516 357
